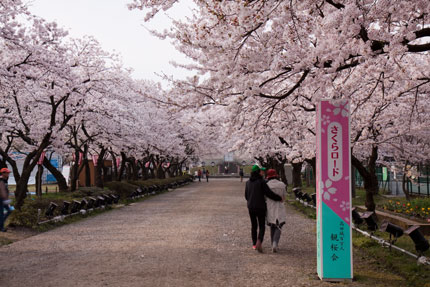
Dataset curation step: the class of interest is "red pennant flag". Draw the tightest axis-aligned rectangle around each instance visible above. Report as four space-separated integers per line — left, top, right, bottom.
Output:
37 151 46 165
92 155 99 166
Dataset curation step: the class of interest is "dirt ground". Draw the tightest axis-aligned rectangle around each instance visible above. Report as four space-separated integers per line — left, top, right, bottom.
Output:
0 179 387 286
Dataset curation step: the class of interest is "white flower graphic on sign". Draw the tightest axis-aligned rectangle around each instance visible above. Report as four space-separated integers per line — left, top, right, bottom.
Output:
322 115 330 125
321 179 337 201
340 201 350 211
332 101 349 117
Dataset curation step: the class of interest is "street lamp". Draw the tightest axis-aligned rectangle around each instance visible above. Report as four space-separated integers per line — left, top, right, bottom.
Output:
380 220 404 247
405 225 430 255
70 200 81 214
351 207 364 226
302 192 312 203
292 187 301 199
360 211 378 232
311 193 317 207
60 201 70 215
45 202 58 217
87 197 96 209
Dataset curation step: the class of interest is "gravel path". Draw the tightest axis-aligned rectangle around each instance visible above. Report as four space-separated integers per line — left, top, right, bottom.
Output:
0 179 368 286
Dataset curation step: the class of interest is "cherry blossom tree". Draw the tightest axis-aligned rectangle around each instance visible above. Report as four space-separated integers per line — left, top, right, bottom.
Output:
130 0 430 210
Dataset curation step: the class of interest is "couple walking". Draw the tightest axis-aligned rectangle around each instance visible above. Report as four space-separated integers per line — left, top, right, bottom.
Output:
244 165 286 253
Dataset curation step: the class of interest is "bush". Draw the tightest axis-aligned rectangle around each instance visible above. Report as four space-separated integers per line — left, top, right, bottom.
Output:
8 198 65 228
71 187 106 198
9 175 191 229
104 181 139 199
129 174 192 189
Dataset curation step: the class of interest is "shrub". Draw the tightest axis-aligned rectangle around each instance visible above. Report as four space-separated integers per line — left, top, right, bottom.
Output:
8 198 64 228
71 187 106 198
104 181 139 199
8 175 191 229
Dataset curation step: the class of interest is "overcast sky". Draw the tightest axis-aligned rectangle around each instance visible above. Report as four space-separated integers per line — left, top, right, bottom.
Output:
27 0 195 84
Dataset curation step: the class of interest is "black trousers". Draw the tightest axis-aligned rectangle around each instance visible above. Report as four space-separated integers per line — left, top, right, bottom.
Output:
248 208 266 245
0 201 11 230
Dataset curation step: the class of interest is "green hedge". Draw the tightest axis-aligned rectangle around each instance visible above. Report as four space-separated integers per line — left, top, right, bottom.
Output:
8 198 67 228
7 175 191 229
129 174 192 188
70 187 106 198
104 181 139 199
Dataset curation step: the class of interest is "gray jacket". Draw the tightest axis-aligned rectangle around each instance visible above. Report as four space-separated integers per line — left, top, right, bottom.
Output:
266 179 287 226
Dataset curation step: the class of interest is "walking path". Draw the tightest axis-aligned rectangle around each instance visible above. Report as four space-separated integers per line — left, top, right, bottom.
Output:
1 179 371 286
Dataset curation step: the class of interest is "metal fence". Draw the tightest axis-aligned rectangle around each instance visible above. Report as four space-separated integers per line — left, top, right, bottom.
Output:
355 166 430 197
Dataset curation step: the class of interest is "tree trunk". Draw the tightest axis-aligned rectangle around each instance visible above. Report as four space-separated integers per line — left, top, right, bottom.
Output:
130 158 138 180
84 158 91 187
14 149 40 209
402 162 411 201
351 165 356 198
43 157 68 192
305 157 316 187
126 163 132 180
156 163 165 179
351 146 379 211
14 162 36 209
117 152 127 181
94 148 106 188
292 162 303 188
70 150 80 191
110 151 118 180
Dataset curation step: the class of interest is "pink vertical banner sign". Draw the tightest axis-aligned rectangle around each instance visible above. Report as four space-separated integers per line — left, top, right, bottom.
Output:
37 151 46 165
316 100 353 281
78 152 83 166
92 155 99 166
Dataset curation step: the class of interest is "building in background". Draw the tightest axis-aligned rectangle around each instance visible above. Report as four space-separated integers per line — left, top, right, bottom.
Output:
4 152 63 185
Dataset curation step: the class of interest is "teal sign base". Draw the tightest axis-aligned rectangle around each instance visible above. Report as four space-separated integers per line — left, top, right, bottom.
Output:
317 202 352 280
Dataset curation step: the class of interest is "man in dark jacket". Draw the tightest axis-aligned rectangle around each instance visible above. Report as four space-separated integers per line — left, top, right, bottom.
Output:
0 168 12 232
245 165 282 252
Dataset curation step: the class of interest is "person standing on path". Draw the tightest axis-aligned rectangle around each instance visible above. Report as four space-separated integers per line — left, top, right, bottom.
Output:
198 169 202 182
239 168 244 182
245 165 282 252
0 168 12 232
265 169 287 253
206 170 210 182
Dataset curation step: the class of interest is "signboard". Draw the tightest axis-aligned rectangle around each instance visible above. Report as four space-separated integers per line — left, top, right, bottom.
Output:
45 158 59 183
382 167 388 181
316 100 353 281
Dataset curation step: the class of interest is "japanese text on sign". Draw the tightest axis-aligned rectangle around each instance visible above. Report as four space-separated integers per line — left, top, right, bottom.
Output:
330 221 346 261
328 122 342 181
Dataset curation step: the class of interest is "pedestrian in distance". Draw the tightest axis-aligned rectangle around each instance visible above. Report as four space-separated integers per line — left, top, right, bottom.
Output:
245 165 282 253
202 168 206 179
0 168 12 232
239 168 244 182
206 169 210 182
198 169 202 182
265 169 287 253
